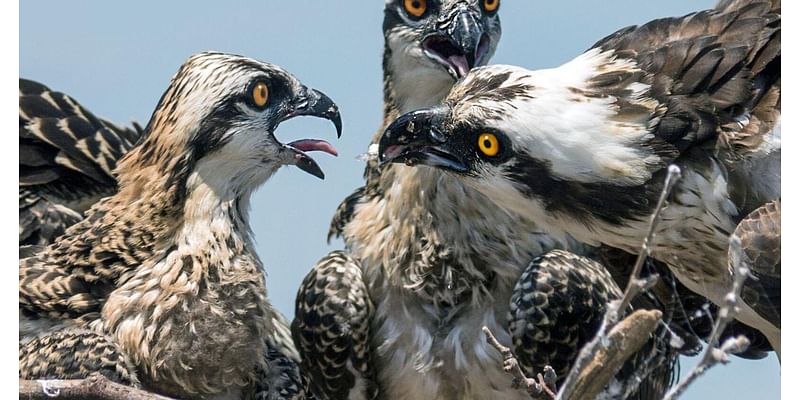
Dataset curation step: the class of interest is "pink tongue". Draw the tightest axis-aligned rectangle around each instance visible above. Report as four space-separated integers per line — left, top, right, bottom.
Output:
287 139 338 157
448 55 470 78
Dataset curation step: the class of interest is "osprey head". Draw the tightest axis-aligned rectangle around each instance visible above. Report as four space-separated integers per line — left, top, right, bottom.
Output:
383 0 502 109
378 66 532 185
120 52 342 200
378 63 665 224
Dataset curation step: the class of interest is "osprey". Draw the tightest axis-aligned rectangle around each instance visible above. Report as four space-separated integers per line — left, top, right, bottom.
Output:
294 1 676 399
380 0 501 115
379 0 781 356
19 52 342 399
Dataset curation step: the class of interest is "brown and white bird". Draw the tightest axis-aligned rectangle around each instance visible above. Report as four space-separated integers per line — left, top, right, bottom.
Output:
379 0 780 356
294 1 515 398
19 51 342 399
293 1 677 399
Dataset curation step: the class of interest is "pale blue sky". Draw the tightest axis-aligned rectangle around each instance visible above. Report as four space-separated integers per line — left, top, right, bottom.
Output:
20 1 778 398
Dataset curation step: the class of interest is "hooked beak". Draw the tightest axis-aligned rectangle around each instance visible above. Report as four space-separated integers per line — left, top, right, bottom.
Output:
422 7 490 79
278 86 343 179
378 108 467 173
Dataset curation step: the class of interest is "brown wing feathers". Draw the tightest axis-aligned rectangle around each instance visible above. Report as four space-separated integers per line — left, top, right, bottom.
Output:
19 79 143 246
593 3 780 157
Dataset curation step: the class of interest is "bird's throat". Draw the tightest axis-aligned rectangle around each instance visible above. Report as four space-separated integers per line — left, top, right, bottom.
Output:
383 44 455 119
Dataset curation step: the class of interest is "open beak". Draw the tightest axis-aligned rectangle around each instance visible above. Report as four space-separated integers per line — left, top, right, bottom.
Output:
378 108 468 173
422 7 489 79
279 86 343 179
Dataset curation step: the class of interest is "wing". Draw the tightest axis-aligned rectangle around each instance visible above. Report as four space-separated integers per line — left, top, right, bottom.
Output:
508 250 678 399
508 250 621 381
19 253 113 331
328 159 386 242
291 251 378 400
19 78 142 245
268 311 302 364
734 199 780 328
670 281 775 359
595 247 703 357
716 0 780 13
19 328 139 385
20 188 83 247
594 246 773 359
653 264 775 359
253 308 308 400
19 197 134 330
588 2 780 179
328 186 366 242
254 316 305 400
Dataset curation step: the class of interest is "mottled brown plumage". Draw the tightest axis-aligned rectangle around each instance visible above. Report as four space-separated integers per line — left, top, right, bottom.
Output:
20 329 139 386
509 250 676 399
735 199 780 329
292 251 377 399
19 78 142 247
736 199 780 276
20 52 342 399
595 247 775 359
591 0 781 174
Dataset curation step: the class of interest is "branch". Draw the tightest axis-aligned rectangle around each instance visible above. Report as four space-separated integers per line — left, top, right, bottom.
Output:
558 310 662 400
611 165 682 324
483 165 691 399
557 165 682 399
482 327 557 399
662 235 751 400
19 374 174 400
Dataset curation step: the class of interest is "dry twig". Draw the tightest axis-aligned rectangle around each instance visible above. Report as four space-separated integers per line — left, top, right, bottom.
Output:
481 311 665 400
556 165 682 399
482 327 557 399
18 373 174 400
482 166 684 399
662 235 751 400
610 165 683 324
558 310 662 400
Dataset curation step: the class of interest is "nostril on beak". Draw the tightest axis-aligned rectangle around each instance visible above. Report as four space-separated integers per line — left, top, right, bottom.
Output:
430 129 446 144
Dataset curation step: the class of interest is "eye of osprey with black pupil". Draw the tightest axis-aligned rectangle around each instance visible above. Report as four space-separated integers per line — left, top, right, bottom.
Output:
478 133 500 157
250 80 269 108
483 0 499 13
404 0 426 18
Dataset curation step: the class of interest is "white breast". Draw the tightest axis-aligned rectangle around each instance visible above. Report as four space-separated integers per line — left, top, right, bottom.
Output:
370 289 533 400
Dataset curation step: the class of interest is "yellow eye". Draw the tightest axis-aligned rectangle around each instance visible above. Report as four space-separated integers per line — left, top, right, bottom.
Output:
478 133 500 156
483 0 499 13
404 0 427 18
251 81 269 108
